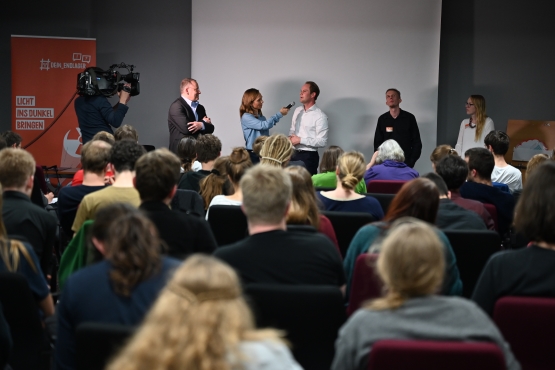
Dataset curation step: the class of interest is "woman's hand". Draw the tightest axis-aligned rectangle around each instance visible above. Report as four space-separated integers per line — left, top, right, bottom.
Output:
280 107 290 116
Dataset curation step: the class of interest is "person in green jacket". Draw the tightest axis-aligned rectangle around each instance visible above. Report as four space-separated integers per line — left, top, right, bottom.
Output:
312 146 367 193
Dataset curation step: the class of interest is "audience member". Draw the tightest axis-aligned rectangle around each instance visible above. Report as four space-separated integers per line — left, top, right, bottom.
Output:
0 303 10 369
460 148 515 238
56 207 181 370
199 156 232 211
435 155 495 230
107 254 301 370
0 136 6 151
0 149 57 277
317 152 384 219
176 136 198 174
285 166 340 254
206 148 252 218
135 148 217 259
364 139 419 183
214 165 345 289
57 140 111 238
473 161 555 316
71 140 145 233
113 124 139 142
178 134 221 192
259 133 295 168
71 131 115 186
485 130 522 193
312 145 367 193
252 135 268 162
429 144 458 171
0 131 22 148
343 178 462 298
0 184 54 318
422 172 486 230
332 219 518 370
525 153 549 181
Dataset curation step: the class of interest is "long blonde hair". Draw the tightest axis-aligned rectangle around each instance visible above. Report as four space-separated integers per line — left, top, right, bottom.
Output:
259 134 293 168
470 95 488 141
107 255 282 370
337 151 365 191
284 166 320 229
0 184 37 273
365 218 445 310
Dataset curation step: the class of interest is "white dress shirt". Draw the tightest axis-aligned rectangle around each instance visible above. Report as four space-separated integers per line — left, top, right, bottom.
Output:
289 104 328 151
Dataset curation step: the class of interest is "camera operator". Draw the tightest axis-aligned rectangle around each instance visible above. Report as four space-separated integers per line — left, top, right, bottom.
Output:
75 83 131 144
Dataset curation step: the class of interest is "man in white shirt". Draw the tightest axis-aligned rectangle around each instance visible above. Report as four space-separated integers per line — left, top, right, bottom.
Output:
484 130 522 193
288 81 328 175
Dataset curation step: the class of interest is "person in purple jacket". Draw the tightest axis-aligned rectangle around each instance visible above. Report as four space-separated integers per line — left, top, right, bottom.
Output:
364 139 419 184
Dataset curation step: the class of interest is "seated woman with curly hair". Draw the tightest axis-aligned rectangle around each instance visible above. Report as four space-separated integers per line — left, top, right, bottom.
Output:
108 254 302 370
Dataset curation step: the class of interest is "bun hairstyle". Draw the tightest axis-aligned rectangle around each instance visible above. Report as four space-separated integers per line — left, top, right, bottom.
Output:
226 148 253 185
337 151 365 190
260 134 294 168
430 144 459 166
199 156 233 210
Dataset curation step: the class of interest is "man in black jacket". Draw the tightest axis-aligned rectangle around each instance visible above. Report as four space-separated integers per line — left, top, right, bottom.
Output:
167 78 214 153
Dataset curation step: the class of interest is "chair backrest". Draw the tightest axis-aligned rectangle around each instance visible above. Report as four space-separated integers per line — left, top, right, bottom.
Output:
366 180 407 194
493 296 555 370
492 182 510 193
245 284 346 370
482 203 498 231
207 205 248 247
170 189 205 218
321 211 375 257
367 340 506 370
442 230 501 298
286 224 318 233
76 322 135 370
347 253 382 316
0 272 45 370
366 193 395 213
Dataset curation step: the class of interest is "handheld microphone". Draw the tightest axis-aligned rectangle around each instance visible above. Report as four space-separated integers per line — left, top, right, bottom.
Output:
285 102 295 109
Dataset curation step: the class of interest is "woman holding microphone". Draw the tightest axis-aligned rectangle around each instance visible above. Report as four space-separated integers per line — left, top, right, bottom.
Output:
240 88 289 164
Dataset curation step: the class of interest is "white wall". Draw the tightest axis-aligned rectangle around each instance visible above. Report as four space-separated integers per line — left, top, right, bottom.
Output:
192 0 441 174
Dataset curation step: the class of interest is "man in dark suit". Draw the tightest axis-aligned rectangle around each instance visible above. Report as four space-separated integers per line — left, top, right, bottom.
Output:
168 78 214 153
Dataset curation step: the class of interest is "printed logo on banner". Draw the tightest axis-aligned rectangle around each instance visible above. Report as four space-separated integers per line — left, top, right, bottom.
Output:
39 53 92 71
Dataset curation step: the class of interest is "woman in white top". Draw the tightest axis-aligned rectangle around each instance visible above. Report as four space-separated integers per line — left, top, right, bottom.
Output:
107 254 302 370
455 95 494 156
206 147 253 219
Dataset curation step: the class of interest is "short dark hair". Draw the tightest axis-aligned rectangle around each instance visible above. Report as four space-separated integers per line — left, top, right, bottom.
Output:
386 88 401 98
1 131 22 148
514 161 555 244
114 124 139 142
135 148 181 202
435 155 468 191
305 81 320 100
422 172 449 197
195 134 221 163
0 136 6 151
484 130 510 156
465 148 494 181
81 140 112 175
109 140 145 172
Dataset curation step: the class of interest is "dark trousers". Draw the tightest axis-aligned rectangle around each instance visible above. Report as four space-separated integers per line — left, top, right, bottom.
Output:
291 150 319 175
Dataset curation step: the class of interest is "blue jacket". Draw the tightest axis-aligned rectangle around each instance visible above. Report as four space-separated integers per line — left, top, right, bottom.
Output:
364 160 419 184
241 112 282 150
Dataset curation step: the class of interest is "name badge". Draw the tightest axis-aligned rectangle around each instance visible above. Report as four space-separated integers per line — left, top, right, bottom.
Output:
386 127 393 132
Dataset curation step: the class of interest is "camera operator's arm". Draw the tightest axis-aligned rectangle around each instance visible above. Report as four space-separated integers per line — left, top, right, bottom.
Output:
97 94 129 129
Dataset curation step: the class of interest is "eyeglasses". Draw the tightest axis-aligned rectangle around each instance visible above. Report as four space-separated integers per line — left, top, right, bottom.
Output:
465 102 474 106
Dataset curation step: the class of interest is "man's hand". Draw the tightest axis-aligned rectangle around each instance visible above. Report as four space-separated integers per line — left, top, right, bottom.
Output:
118 83 131 105
188 121 204 133
203 116 212 124
289 134 301 146
366 151 379 170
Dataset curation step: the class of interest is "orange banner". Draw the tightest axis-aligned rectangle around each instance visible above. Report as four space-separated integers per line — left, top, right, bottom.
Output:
11 35 96 167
